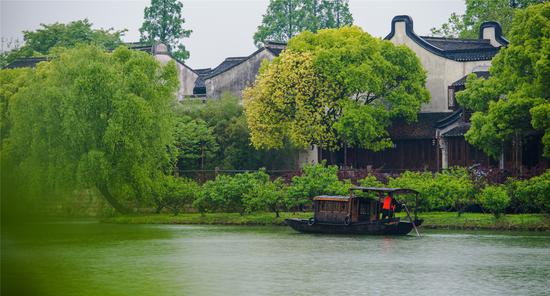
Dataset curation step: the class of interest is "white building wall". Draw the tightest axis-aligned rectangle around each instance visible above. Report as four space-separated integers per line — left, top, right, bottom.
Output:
205 49 276 99
388 22 492 113
153 44 198 100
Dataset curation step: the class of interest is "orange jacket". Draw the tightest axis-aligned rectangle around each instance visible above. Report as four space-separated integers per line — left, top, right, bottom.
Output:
382 196 392 210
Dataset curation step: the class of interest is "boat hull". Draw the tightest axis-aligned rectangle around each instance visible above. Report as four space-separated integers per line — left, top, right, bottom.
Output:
285 218 422 235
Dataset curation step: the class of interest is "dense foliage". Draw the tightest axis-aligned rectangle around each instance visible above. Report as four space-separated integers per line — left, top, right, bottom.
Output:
2 45 179 213
388 168 475 214
0 68 32 146
176 94 296 170
430 0 545 38
478 185 510 218
173 116 219 170
139 0 192 61
253 0 353 47
456 3 550 158
244 26 429 151
243 176 288 217
194 170 271 215
287 162 349 209
1 19 125 67
508 171 550 214
157 175 200 215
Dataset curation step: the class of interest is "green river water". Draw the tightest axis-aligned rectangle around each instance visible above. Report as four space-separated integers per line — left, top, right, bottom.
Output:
2 221 550 296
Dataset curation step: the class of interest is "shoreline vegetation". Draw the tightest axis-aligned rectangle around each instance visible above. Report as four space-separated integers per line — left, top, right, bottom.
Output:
104 212 550 231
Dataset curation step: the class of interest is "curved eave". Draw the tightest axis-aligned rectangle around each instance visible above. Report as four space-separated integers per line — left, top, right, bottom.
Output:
384 15 498 62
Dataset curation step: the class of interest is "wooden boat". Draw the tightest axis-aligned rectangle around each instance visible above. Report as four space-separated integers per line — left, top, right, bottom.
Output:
285 187 423 236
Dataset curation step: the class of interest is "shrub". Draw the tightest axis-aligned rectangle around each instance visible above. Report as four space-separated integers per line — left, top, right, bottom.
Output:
193 170 269 214
433 168 475 216
287 162 348 210
356 174 384 199
387 171 433 211
243 178 288 217
161 176 199 216
478 185 510 218
358 174 384 187
387 168 475 214
509 170 550 213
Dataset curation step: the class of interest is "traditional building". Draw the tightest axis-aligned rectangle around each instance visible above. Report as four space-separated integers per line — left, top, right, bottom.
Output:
4 16 546 172
324 15 547 173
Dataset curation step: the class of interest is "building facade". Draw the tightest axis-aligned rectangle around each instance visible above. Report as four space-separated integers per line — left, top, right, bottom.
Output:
4 16 546 173
324 15 547 174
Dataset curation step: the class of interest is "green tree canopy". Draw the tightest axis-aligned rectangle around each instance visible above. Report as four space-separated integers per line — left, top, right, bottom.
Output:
253 0 353 47
1 19 125 67
244 26 429 151
173 116 219 170
140 0 192 61
430 0 545 38
3 45 179 213
456 2 550 158
176 93 296 170
0 19 126 66
0 68 32 146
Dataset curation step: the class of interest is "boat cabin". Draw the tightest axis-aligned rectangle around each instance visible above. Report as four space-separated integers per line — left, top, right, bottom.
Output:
312 187 419 225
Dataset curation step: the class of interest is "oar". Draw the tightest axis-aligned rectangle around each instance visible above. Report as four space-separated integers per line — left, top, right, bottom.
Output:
403 203 421 237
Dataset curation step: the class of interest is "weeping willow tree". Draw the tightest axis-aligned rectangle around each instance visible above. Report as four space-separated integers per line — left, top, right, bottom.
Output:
2 45 179 214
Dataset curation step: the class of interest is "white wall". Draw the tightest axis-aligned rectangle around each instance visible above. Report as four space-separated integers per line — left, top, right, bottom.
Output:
153 45 198 100
388 22 492 113
205 49 276 99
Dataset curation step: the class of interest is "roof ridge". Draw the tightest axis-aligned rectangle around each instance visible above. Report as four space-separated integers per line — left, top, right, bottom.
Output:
420 36 490 43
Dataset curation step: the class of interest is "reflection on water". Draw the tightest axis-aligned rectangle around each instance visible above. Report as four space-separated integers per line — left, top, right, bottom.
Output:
2 222 550 296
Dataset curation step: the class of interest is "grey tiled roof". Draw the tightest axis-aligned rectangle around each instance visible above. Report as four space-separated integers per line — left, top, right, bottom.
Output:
204 57 247 79
451 71 490 87
388 112 452 139
4 57 49 69
420 37 500 61
123 42 154 54
194 68 212 75
442 122 471 137
421 37 495 51
385 15 504 62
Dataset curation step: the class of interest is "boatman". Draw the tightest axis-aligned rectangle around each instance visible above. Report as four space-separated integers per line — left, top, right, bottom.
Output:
381 195 393 220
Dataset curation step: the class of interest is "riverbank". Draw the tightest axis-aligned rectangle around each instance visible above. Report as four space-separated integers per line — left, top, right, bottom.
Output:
104 212 550 231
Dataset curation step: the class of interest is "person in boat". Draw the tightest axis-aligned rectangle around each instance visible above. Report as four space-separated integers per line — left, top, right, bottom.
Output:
381 195 394 220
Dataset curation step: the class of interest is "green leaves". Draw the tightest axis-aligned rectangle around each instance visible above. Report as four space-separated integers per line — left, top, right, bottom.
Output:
253 0 353 47
457 3 550 159
1 19 125 67
173 116 219 170
140 0 192 61
244 26 429 151
431 0 528 38
4 45 179 213
195 171 271 214
478 185 510 218
509 170 550 213
388 168 475 213
158 175 199 215
287 162 348 209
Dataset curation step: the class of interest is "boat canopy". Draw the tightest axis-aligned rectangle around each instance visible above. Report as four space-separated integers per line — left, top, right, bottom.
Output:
313 195 350 201
349 186 419 195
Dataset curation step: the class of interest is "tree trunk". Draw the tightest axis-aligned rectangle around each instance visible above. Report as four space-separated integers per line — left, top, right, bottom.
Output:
97 184 130 214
